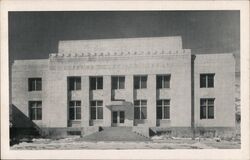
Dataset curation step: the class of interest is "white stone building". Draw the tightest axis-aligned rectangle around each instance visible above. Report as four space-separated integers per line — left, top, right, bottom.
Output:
11 36 236 138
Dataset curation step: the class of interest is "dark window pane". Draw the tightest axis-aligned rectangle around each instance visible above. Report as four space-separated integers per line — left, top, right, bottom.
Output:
112 111 117 123
112 77 118 89
75 78 81 90
36 79 42 90
157 100 162 106
200 99 206 106
90 107 96 119
134 77 140 89
164 106 170 119
97 101 103 106
141 100 147 106
141 107 147 119
69 101 74 106
134 107 140 119
200 106 207 119
69 78 75 90
29 108 35 120
97 77 103 89
157 107 162 119
163 76 170 88
141 76 147 88
37 101 42 107
134 100 140 106
164 100 170 106
29 79 36 91
36 108 42 120
156 76 162 89
76 101 81 106
97 107 103 119
208 106 214 119
69 108 75 120
120 111 125 123
119 77 125 89
76 107 81 119
200 75 207 88
90 77 96 90
90 101 96 107
207 75 214 88
208 99 214 105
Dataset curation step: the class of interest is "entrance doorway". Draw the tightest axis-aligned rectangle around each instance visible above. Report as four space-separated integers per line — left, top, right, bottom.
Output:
112 111 125 126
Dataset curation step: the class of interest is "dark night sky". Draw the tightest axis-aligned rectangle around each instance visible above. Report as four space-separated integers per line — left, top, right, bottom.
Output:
9 11 240 67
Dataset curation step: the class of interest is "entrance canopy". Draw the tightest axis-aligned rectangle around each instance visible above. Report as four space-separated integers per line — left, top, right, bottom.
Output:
106 101 133 110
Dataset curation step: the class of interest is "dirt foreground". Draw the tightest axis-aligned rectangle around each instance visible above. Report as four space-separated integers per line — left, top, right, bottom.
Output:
11 136 240 150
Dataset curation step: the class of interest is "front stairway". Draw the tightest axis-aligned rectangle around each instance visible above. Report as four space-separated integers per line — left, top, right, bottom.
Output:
82 127 150 141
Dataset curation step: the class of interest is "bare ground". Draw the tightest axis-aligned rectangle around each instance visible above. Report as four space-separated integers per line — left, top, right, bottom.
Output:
10 137 241 150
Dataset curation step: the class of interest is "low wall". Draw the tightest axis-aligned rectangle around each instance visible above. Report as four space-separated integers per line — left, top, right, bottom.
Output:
82 126 100 136
150 127 237 138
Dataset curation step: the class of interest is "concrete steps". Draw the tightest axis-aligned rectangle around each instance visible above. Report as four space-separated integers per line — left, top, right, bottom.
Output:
82 127 150 141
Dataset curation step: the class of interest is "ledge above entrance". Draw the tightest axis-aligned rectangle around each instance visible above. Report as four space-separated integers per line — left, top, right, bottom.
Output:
106 101 133 110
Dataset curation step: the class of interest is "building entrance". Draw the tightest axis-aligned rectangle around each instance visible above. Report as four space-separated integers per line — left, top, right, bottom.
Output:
112 111 125 126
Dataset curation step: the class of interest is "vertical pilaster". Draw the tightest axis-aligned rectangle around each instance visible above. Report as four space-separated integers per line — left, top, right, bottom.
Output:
125 75 134 126
103 75 111 126
82 76 89 127
147 74 157 127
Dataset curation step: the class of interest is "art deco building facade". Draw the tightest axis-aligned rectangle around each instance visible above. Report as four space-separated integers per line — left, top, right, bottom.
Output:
11 36 236 137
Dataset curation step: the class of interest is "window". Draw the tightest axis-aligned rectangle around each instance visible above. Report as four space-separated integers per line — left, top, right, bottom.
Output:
68 77 81 90
69 101 81 120
90 100 103 119
200 98 215 119
157 99 170 119
90 77 103 90
134 76 147 89
134 100 147 119
112 76 125 89
200 74 215 88
157 75 171 89
28 78 42 91
29 101 42 120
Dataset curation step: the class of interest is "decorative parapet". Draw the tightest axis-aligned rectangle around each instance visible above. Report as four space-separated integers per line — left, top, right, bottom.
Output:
49 49 191 59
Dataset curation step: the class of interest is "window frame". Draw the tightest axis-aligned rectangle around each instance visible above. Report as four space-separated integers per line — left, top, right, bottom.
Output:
68 77 81 91
134 75 147 89
28 78 42 91
90 100 103 120
157 99 170 120
69 100 81 120
156 75 171 89
112 76 125 89
200 74 215 88
134 100 147 120
90 76 103 90
29 101 42 120
200 98 215 119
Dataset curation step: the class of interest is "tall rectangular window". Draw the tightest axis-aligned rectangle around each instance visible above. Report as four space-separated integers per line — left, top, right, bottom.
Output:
112 76 125 89
90 100 103 120
134 100 147 119
200 98 215 119
68 77 81 90
69 101 81 120
157 99 170 119
156 75 171 89
90 77 103 90
29 101 42 120
28 78 42 91
134 76 147 89
200 74 215 88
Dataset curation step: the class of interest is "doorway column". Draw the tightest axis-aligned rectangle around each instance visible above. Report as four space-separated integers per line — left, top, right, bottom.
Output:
103 75 111 126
